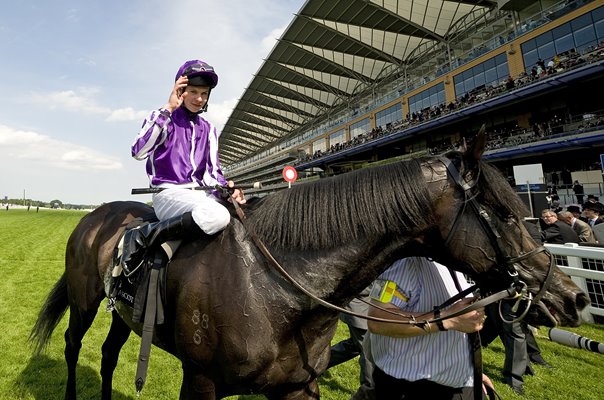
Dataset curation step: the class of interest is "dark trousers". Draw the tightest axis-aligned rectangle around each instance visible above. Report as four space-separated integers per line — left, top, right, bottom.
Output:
481 301 541 389
328 324 374 393
373 367 480 400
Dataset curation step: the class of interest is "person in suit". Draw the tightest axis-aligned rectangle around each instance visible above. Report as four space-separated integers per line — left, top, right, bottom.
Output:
327 287 375 400
582 201 604 228
540 209 580 244
557 210 596 243
572 180 584 204
481 220 552 395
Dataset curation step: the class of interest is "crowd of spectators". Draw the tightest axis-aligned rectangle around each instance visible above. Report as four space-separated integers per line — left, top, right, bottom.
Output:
295 43 604 166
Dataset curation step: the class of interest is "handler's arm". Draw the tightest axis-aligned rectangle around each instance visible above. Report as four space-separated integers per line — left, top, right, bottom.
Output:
367 297 486 338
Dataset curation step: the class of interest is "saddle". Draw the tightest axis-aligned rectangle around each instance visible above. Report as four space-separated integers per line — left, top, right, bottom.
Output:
106 213 181 324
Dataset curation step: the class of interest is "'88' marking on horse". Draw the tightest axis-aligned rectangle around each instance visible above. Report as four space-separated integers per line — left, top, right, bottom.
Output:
192 310 210 345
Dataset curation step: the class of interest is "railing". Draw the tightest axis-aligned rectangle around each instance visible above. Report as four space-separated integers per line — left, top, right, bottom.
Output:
545 242 604 323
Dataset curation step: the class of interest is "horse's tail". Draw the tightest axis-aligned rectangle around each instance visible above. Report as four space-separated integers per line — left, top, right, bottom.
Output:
29 273 69 355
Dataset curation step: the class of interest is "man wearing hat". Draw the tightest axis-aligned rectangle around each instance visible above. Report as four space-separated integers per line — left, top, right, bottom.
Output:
582 202 604 227
567 204 582 219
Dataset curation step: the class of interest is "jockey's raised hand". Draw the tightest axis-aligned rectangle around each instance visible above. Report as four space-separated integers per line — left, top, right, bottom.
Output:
164 75 189 112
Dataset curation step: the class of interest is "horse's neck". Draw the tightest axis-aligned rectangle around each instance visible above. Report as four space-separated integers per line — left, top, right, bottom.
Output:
271 237 410 306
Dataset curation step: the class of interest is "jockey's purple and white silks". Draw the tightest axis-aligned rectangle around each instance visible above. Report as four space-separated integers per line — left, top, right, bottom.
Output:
131 106 230 234
132 106 226 189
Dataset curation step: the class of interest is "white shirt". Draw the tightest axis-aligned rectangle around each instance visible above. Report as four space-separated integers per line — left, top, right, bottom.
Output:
369 257 474 388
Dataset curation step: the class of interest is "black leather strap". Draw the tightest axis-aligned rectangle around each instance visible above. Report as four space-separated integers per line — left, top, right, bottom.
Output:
135 254 162 395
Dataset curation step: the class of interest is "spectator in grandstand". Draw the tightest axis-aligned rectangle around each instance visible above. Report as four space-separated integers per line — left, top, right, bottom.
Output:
327 286 375 400
557 210 596 243
573 180 585 204
367 257 495 399
540 209 580 244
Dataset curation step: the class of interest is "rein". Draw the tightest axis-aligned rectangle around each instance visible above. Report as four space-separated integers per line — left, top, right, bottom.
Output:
230 201 443 327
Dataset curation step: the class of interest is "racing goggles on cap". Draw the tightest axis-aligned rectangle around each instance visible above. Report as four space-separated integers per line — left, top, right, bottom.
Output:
183 62 214 76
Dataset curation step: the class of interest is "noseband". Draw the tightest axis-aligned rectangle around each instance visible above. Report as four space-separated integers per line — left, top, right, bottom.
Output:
438 156 555 323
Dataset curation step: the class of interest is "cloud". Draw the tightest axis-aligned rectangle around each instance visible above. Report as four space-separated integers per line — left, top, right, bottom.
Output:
29 88 147 121
206 98 239 132
261 25 287 54
107 107 150 122
0 124 122 171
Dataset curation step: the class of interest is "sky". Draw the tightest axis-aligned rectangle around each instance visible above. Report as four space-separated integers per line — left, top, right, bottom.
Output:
0 0 304 205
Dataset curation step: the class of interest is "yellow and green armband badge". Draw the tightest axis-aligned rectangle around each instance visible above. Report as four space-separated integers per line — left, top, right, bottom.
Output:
369 279 409 303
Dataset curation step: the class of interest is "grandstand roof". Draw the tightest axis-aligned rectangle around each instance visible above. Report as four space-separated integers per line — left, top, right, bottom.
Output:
220 0 499 165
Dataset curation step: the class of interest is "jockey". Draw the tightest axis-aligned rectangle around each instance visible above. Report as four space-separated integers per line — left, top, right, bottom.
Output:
124 59 245 271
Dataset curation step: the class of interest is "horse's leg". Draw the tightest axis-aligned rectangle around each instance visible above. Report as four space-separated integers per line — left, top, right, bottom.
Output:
100 311 132 400
179 366 216 400
64 298 103 400
266 380 320 400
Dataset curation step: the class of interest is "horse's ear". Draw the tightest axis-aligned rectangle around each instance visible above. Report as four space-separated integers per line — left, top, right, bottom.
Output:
465 124 487 162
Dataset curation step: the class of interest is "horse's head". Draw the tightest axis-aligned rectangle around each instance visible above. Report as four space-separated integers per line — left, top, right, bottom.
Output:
429 128 589 328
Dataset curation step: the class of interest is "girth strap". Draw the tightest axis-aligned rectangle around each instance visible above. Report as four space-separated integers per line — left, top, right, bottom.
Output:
135 252 163 396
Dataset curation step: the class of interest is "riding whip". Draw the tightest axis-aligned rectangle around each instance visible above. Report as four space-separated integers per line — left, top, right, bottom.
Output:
131 182 262 195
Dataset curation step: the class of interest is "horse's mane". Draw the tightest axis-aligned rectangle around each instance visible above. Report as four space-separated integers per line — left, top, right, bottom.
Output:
246 159 433 250
477 159 531 219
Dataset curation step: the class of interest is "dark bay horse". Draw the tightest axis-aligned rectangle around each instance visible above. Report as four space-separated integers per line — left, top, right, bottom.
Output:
31 133 589 399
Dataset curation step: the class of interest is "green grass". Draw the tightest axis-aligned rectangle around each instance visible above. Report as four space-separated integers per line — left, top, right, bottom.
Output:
0 208 603 399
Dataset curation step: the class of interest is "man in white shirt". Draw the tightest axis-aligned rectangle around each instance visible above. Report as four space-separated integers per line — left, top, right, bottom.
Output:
367 257 493 399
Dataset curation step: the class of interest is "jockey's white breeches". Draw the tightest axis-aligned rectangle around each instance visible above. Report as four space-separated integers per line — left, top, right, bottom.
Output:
152 188 230 235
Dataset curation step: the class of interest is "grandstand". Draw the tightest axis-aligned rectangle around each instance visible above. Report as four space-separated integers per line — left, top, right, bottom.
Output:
220 0 604 201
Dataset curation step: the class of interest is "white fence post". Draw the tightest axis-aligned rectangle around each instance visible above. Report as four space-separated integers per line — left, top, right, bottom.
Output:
545 242 604 324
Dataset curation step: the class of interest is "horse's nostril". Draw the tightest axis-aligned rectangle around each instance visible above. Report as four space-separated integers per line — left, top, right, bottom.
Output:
576 292 591 311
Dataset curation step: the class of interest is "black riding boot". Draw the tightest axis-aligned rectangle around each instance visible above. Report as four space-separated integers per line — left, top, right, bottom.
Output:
122 211 201 274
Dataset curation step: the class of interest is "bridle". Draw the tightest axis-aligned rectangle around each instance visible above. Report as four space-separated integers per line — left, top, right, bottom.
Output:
438 155 556 323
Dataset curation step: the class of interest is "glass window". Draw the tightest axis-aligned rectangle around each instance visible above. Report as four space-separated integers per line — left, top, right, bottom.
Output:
454 82 464 96
496 63 509 80
438 91 445 104
485 67 497 85
522 39 536 52
329 129 346 146
313 138 326 153
409 83 445 113
375 103 402 128
555 34 575 54
474 71 486 87
592 5 604 21
535 31 553 47
571 13 591 30
538 42 556 61
595 19 604 40
350 118 370 138
574 25 597 49
552 22 571 38
453 53 508 97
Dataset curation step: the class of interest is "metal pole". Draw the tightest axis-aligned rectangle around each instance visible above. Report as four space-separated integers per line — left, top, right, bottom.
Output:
527 181 534 217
